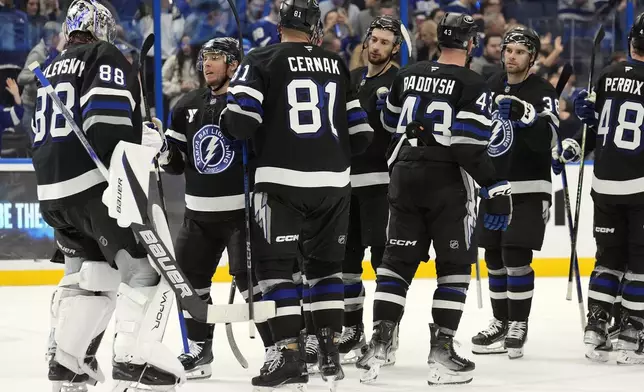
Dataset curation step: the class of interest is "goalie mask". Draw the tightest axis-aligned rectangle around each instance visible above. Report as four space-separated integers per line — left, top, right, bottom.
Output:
64 0 116 43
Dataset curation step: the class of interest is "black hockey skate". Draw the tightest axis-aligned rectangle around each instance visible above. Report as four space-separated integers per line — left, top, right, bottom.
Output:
427 323 474 385
471 318 508 355
584 305 613 363
339 324 366 364
302 333 319 374
112 361 179 392
49 332 104 392
251 339 308 392
356 320 396 383
177 339 214 380
505 321 528 359
316 328 344 392
616 324 644 365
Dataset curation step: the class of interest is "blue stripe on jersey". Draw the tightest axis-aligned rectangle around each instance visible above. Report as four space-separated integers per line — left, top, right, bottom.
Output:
383 111 399 128
347 109 367 125
82 100 132 117
233 96 264 115
453 122 491 138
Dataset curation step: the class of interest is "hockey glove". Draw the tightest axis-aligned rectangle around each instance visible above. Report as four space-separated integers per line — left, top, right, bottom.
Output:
479 180 512 231
573 89 598 126
495 94 536 128
551 143 564 175
142 117 168 156
558 138 582 163
375 87 389 112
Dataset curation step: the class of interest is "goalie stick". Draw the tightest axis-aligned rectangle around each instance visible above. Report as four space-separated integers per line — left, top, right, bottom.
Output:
28 61 276 325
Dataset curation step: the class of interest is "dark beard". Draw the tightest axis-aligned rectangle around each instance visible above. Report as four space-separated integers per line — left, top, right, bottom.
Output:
369 54 390 66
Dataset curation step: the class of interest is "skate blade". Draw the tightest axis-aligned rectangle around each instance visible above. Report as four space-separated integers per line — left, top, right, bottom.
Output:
112 380 177 392
507 347 524 359
52 381 88 392
185 363 212 380
584 343 610 363
306 363 319 375
616 350 644 365
427 363 473 386
340 347 364 364
324 375 342 392
360 362 381 384
382 351 396 367
472 342 507 355
252 383 307 392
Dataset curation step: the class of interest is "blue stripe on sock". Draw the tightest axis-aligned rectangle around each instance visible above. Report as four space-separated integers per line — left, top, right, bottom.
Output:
622 285 644 296
507 274 534 286
344 283 363 293
590 277 619 290
488 276 507 287
263 288 299 301
310 283 344 296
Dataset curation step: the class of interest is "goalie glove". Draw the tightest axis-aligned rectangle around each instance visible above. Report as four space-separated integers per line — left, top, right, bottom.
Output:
142 117 168 157
479 180 512 231
495 94 536 128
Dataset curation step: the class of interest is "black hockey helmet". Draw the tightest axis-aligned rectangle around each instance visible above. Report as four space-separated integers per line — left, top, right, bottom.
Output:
197 37 240 71
502 26 541 66
363 16 403 48
628 12 644 56
278 0 323 42
437 13 479 50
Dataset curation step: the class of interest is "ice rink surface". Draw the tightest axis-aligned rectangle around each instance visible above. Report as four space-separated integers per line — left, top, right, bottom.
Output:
1 277 642 391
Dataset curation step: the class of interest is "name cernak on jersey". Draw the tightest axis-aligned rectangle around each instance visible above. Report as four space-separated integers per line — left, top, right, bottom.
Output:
605 77 644 95
288 56 341 75
44 58 86 78
403 76 456 95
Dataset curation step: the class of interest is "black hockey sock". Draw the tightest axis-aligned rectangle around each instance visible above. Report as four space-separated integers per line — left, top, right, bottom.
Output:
587 267 622 318
186 289 215 341
507 265 534 321
343 274 365 327
611 278 625 321
262 281 302 342
302 281 315 334
373 269 409 325
432 263 471 335
370 246 385 271
235 275 274 348
620 271 644 327
485 248 508 321
307 274 344 334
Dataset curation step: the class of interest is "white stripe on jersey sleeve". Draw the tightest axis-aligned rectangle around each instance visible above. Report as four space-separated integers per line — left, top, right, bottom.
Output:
538 110 560 128
229 85 265 103
386 98 402 113
455 111 492 127
451 136 489 146
347 100 361 110
37 168 106 201
165 129 187 143
185 194 245 212
228 103 263 124
83 115 132 131
380 111 397 133
348 123 373 135
255 166 350 188
80 87 136 109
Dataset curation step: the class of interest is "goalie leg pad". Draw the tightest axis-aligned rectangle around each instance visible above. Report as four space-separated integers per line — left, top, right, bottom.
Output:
113 281 186 384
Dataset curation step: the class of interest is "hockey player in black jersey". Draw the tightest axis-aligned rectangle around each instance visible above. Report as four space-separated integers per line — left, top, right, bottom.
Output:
471 27 559 360
356 13 512 385
220 0 373 389
339 15 400 365
558 13 644 365
159 37 275 380
36 1 183 391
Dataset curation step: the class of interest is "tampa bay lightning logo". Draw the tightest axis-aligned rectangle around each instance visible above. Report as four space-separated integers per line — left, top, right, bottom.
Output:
193 124 235 174
487 111 514 158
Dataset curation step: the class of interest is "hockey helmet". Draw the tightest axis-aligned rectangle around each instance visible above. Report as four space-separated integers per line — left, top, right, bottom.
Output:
363 16 404 48
437 13 479 50
502 26 541 66
278 0 323 43
628 12 644 56
197 37 241 71
64 0 116 43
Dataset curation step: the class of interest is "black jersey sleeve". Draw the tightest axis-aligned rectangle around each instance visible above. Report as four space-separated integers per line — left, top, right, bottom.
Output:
346 70 373 156
80 43 141 166
451 79 499 187
523 80 560 153
161 103 188 175
223 51 266 140
380 72 403 134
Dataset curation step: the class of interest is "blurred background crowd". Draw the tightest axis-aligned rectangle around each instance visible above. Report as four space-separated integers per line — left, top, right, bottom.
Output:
0 0 640 158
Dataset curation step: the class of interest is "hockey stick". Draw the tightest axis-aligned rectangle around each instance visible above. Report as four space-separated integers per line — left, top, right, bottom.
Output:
28 61 276 325
570 27 605 327
224 0 256 339
225 279 249 368
475 259 483 309
137 33 189 353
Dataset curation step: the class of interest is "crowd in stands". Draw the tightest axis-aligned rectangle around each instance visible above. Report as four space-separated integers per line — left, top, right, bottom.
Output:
0 0 641 157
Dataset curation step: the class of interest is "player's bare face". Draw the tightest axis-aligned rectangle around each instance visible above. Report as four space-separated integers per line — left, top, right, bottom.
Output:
202 53 228 87
503 43 532 75
368 29 396 66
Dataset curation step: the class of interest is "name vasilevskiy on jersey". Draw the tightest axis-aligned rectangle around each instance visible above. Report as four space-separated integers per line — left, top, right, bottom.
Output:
44 58 86 78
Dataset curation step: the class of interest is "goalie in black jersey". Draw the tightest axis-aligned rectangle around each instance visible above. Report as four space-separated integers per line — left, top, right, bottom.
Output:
220 0 373 389
158 37 274 380
36 1 183 391
471 27 559 360
558 13 644 365
356 13 512 385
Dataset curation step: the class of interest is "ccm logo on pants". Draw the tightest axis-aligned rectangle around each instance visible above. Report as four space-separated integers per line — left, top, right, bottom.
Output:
595 227 615 234
389 239 417 246
276 235 299 242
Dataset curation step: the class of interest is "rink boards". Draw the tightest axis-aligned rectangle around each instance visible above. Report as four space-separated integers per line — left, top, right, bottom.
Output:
0 162 598 286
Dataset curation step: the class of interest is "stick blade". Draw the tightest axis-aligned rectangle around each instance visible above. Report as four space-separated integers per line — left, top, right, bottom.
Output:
141 34 155 58
593 26 605 47
204 301 276 323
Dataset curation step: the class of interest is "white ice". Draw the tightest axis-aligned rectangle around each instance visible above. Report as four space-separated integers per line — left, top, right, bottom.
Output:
1 277 641 391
